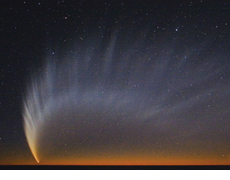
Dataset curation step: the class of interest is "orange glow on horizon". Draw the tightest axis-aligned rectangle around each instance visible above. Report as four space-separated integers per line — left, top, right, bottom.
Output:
2 152 229 166
1 144 229 165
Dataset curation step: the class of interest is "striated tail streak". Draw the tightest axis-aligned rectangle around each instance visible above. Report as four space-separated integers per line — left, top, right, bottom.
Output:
23 79 45 163
23 107 40 163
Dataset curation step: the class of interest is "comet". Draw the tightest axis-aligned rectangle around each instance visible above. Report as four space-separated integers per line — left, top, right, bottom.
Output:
22 31 227 164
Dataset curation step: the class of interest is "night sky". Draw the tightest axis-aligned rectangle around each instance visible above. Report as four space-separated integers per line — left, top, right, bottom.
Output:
1 0 230 165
